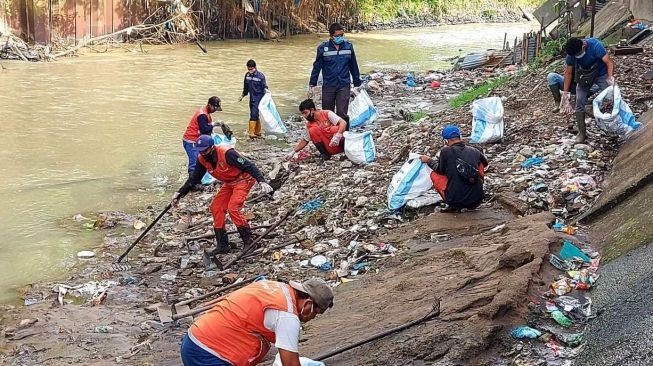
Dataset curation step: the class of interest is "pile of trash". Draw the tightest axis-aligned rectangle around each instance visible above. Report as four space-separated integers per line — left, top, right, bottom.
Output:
508 222 600 364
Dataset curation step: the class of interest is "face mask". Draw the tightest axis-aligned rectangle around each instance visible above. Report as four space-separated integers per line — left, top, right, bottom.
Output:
305 112 315 121
333 36 344 45
300 301 314 318
574 51 586 59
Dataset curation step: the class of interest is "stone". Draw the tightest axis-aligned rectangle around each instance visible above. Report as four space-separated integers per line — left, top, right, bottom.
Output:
222 273 239 284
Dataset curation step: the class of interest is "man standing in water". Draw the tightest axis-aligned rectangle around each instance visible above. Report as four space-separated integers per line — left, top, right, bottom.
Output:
309 22 361 120
182 96 222 175
172 135 273 266
239 59 268 139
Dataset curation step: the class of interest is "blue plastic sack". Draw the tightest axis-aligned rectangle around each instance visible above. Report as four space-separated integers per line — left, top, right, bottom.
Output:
560 240 590 263
343 131 377 164
387 153 434 210
592 85 641 137
348 89 377 129
511 326 541 339
470 96 504 144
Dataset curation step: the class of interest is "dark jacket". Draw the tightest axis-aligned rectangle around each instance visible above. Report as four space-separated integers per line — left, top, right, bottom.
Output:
433 142 488 209
309 40 361 88
242 70 267 97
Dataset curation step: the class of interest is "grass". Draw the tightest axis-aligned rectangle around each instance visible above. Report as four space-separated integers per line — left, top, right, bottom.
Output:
409 111 427 122
448 76 511 108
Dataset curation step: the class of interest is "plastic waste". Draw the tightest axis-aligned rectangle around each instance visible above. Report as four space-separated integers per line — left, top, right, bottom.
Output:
272 353 325 366
343 131 377 164
510 326 541 339
521 156 545 168
560 240 590 263
592 85 641 137
552 220 576 235
551 310 572 327
406 73 416 87
568 269 598 289
556 333 584 347
470 96 504 144
310 255 327 267
405 190 443 209
348 89 377 128
550 278 574 296
258 92 288 134
77 250 96 259
387 153 434 210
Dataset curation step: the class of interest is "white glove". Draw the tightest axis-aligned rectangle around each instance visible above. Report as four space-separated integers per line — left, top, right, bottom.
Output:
607 76 615 86
351 86 361 97
560 91 574 114
308 86 316 98
171 192 181 207
329 133 343 147
259 182 273 194
286 150 297 161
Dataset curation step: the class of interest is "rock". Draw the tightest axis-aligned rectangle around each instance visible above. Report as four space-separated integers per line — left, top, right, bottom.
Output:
341 160 353 168
18 318 38 329
356 196 369 206
222 273 239 284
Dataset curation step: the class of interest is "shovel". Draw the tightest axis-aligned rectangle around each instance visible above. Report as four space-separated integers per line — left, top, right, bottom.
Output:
157 275 262 323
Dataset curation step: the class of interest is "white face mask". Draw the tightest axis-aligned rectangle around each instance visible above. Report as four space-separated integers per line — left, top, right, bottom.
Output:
300 301 314 317
575 51 586 59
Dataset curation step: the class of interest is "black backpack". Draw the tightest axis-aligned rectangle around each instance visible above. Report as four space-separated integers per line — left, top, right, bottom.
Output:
452 146 480 185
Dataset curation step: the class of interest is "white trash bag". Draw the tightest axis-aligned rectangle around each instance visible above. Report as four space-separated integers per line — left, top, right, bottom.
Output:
470 96 504 144
258 92 288 135
348 89 378 129
406 190 443 209
202 134 237 185
343 131 377 165
273 353 325 366
387 153 434 210
592 85 641 136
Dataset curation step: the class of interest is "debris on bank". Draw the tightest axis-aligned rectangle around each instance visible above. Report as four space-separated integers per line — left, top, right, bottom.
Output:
1 43 652 365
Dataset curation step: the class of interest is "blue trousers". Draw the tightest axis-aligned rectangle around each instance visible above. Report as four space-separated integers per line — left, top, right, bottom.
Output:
183 140 199 175
180 333 232 366
249 94 263 121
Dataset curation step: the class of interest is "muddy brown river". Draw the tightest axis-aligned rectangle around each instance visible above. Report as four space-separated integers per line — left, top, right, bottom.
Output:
0 22 534 302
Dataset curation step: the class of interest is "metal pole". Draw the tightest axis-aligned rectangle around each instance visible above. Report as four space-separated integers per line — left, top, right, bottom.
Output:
590 0 596 37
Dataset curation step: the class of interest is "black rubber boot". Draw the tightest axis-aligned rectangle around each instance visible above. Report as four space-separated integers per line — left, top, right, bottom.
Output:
575 111 587 143
237 226 255 252
313 142 331 161
549 85 561 113
202 228 230 270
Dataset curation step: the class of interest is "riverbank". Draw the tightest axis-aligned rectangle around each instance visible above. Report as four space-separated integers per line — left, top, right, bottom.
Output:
1 47 651 365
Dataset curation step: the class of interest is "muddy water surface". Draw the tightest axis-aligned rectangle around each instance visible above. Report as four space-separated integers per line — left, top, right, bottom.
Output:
0 22 535 302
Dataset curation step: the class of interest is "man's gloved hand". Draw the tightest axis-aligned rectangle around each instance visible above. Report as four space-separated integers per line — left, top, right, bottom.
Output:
238 95 244 102
220 122 234 139
607 76 615 86
351 86 361 97
286 150 297 161
171 192 181 207
419 155 430 163
329 133 343 147
308 85 316 98
560 91 574 114
258 182 274 194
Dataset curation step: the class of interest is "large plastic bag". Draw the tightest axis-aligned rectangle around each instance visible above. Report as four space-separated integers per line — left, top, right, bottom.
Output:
272 353 325 366
387 153 434 210
343 131 377 164
348 89 377 129
406 190 442 209
592 85 641 136
202 134 237 185
470 96 504 143
258 92 288 135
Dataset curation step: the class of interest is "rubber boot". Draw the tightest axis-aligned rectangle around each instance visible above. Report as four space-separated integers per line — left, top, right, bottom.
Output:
549 85 561 113
248 120 257 139
575 111 587 143
237 226 255 253
313 142 331 161
203 228 230 270
254 120 262 138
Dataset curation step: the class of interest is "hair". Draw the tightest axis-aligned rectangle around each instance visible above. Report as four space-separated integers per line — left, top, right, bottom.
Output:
295 291 311 300
328 22 344 36
299 99 316 112
565 37 584 56
246 59 256 68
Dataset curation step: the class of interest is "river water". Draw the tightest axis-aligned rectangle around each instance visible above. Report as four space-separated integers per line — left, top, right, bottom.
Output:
0 22 535 303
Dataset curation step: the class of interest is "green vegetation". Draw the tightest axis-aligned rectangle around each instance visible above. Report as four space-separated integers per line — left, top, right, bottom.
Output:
530 36 568 68
408 111 427 122
449 76 511 108
353 0 546 23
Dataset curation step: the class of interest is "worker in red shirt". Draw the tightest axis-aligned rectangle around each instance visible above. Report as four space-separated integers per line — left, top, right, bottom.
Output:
286 99 347 161
180 278 334 366
172 135 273 265
182 96 222 175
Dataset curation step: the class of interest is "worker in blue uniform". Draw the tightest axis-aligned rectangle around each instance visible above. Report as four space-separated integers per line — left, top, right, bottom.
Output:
239 59 268 139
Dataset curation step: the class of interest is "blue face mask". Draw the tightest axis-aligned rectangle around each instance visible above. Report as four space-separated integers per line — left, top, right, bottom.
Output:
333 35 344 45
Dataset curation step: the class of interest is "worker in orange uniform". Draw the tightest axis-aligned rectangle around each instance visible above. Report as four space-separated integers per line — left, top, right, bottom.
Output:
172 135 273 264
286 99 347 161
182 96 222 175
180 278 334 366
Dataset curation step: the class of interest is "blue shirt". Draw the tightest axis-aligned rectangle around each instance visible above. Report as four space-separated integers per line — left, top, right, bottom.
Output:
309 40 361 88
565 37 608 77
242 70 267 97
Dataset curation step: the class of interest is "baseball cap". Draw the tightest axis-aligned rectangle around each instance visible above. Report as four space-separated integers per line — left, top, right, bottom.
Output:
289 278 334 311
208 96 222 111
441 124 461 140
193 134 214 152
